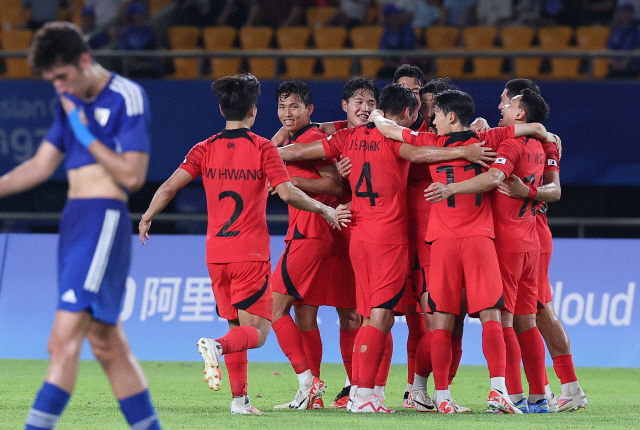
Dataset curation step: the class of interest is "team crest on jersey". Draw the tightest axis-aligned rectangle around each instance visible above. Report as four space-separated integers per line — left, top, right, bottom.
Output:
495 157 507 164
94 107 111 126
548 159 558 166
410 130 420 136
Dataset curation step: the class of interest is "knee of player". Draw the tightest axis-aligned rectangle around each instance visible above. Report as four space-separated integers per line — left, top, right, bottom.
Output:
255 326 270 348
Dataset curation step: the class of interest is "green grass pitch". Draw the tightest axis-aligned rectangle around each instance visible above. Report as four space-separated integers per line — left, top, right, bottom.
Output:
2 359 639 429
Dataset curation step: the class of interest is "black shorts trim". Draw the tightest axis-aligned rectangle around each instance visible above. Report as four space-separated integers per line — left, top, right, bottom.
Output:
375 277 406 310
281 242 303 299
234 274 269 310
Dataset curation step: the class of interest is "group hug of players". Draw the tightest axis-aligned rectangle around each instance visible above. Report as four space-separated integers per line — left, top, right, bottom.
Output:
140 65 589 415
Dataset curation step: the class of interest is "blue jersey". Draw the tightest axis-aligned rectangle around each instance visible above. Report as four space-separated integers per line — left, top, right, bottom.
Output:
46 73 151 171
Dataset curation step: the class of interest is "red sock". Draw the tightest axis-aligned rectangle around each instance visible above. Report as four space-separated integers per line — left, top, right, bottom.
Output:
552 354 578 385
406 313 426 384
518 327 546 395
374 331 393 387
449 334 463 385
482 321 506 378
300 329 322 378
545 370 549 386
224 351 248 397
358 325 387 389
431 329 452 391
272 315 310 374
215 326 259 354
503 326 523 395
351 328 364 386
415 329 433 377
339 328 359 382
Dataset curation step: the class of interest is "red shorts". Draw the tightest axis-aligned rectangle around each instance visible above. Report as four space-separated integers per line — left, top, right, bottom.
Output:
537 252 552 308
428 236 504 317
498 250 540 315
411 264 430 303
324 227 357 308
208 261 272 321
271 238 332 305
349 239 409 318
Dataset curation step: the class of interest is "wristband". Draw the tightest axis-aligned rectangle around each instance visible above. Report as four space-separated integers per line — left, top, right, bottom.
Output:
68 108 96 148
527 187 538 199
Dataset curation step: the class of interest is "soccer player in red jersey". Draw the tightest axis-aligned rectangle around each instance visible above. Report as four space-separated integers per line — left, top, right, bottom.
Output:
268 81 344 410
138 74 342 415
278 83 496 413
497 79 587 412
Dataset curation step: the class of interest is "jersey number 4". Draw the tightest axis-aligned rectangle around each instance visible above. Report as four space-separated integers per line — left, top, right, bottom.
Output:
216 191 243 237
355 162 379 206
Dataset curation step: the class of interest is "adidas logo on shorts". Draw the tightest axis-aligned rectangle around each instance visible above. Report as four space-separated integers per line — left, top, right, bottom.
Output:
61 289 78 304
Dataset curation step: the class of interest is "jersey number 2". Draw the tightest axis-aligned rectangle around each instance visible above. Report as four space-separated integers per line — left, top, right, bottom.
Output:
216 191 243 237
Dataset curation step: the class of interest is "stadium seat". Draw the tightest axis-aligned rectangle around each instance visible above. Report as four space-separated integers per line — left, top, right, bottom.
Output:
203 26 240 78
0 29 33 78
0 2 26 32
167 26 202 79
364 7 378 25
150 0 174 15
239 26 275 79
425 26 464 79
463 26 504 79
538 26 578 79
576 25 611 79
306 6 337 28
413 27 424 46
313 26 350 79
500 26 539 78
276 26 315 79
350 26 384 78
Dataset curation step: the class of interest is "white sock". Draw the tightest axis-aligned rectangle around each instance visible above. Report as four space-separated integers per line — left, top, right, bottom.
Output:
297 369 312 388
357 387 374 398
435 389 451 402
405 382 413 393
561 381 581 397
349 385 357 399
528 394 546 403
345 376 350 387
510 392 525 403
545 384 553 398
490 376 507 394
233 395 248 407
413 374 428 392
374 385 385 400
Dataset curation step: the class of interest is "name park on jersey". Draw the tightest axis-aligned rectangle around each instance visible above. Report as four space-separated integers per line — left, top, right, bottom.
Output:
347 138 381 152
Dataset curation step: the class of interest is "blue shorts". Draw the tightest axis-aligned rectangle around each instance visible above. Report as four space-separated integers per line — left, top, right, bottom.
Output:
57 198 131 325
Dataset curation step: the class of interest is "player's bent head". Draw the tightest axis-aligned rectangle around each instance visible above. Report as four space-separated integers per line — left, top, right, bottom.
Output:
343 76 379 103
518 88 550 124
392 64 427 87
211 73 261 121
505 78 541 99
379 83 418 116
434 89 475 127
276 80 312 106
28 21 90 74
420 77 457 98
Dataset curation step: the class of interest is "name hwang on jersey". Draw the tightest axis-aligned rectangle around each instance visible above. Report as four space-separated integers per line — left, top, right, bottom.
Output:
204 168 264 180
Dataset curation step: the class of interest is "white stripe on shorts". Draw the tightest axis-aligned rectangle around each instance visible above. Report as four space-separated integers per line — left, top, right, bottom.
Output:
84 209 120 293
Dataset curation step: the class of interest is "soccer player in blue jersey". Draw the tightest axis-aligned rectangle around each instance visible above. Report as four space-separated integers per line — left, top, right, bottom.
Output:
0 22 161 430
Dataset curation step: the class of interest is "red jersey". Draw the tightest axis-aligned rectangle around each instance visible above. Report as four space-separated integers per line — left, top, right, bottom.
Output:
334 120 348 131
491 135 546 254
284 124 334 242
180 128 290 263
402 126 515 242
322 123 410 245
536 141 560 254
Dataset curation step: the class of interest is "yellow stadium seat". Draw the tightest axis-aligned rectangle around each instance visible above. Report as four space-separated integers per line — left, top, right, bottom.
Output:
364 7 378 25
501 26 539 78
150 0 174 15
313 26 350 79
239 26 275 79
203 26 240 78
538 25 578 79
0 5 26 31
0 29 33 78
306 6 337 28
168 57 202 79
276 26 314 79
576 25 611 79
168 26 201 48
425 26 464 78
463 26 504 78
350 26 384 78
413 27 423 46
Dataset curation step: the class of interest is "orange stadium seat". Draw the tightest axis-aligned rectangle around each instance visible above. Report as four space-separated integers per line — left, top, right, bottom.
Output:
0 29 33 78
0 3 26 32
425 26 464 78
576 25 611 79
276 26 314 79
500 26 539 78
463 26 505 79
313 26 350 79
239 26 275 79
350 26 384 78
364 7 378 25
150 0 174 15
203 26 240 78
167 26 202 79
538 26 578 79
306 6 337 28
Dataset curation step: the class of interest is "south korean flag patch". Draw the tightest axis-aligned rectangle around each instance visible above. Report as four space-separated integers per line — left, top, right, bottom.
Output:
495 157 507 165
548 159 558 167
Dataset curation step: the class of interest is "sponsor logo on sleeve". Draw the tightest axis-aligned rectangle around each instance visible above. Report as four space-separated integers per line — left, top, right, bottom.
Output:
548 159 558 166
495 157 507 164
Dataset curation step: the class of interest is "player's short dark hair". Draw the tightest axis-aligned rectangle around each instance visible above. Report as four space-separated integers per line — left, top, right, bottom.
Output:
28 21 90 74
211 73 261 121
343 76 379 103
276 80 312 106
392 64 427 86
434 89 475 127
517 88 550 124
378 83 417 116
420 78 457 97
505 78 541 99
